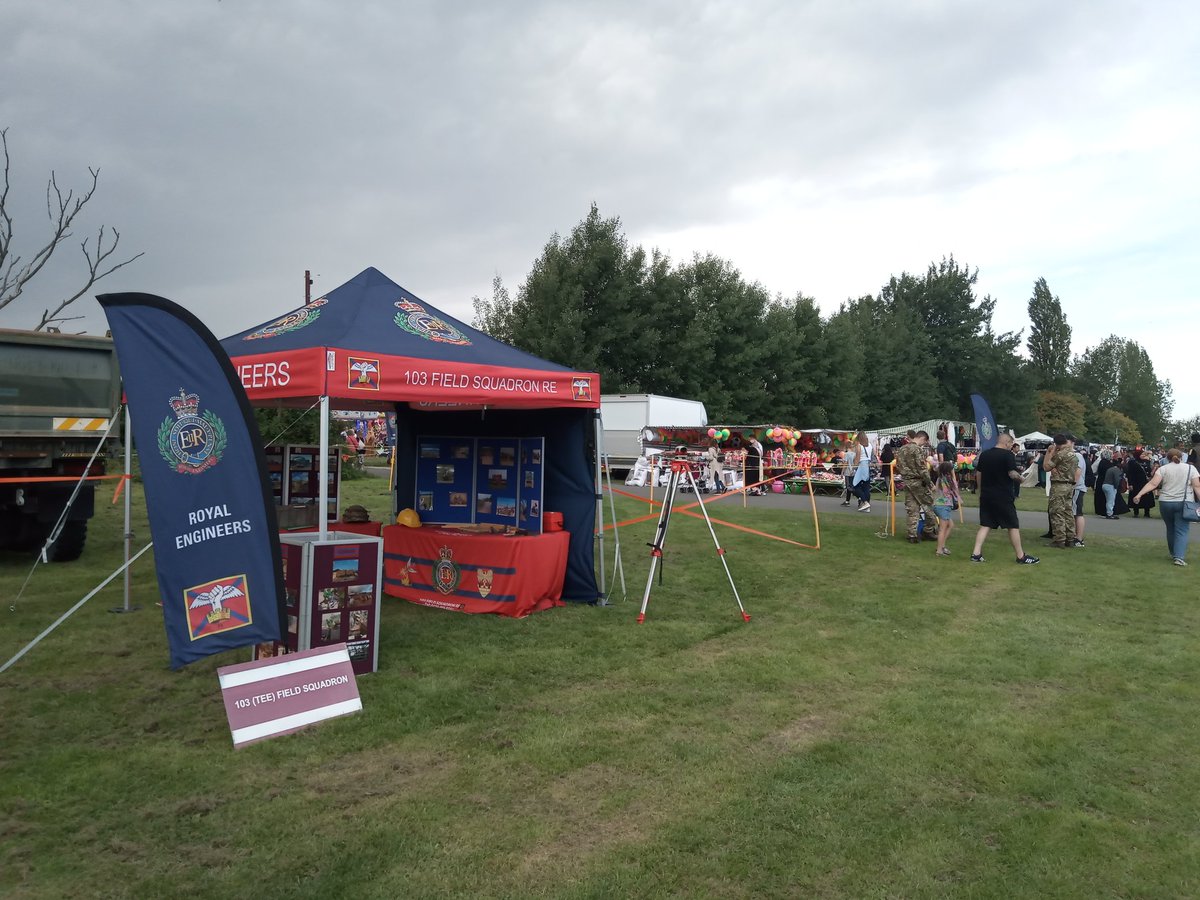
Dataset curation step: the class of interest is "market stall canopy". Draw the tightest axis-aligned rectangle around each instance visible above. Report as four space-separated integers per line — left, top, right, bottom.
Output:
221 267 599 410
876 418 980 447
1014 430 1052 445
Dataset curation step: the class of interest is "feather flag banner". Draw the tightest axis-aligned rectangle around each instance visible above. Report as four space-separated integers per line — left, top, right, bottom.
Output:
99 293 285 668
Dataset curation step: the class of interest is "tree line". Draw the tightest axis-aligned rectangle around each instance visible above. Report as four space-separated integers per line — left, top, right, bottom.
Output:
474 205 1186 446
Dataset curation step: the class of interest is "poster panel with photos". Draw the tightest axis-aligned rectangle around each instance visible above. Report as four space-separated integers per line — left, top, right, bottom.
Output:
265 446 285 506
307 538 381 675
518 438 545 531
474 439 516 527
258 534 381 674
413 436 476 524
285 444 341 522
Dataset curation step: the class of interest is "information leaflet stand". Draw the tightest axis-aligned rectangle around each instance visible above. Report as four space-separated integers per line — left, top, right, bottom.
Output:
255 531 382 675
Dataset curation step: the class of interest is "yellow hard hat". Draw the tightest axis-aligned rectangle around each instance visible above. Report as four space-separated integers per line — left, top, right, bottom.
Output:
396 508 422 528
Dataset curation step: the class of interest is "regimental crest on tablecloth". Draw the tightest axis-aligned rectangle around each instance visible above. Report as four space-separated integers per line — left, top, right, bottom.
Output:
434 546 461 595
158 388 227 475
476 568 494 598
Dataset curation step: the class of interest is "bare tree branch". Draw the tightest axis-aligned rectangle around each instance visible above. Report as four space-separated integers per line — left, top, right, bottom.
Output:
35 226 144 330
0 128 143 327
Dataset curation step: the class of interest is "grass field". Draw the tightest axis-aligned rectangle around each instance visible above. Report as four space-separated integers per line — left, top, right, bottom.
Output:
2 469 1198 898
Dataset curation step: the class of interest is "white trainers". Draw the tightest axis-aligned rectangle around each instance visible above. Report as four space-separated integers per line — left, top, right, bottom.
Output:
1174 558 1188 567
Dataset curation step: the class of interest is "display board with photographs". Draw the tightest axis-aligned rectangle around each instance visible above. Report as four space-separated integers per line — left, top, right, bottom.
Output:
414 436 545 531
284 444 341 523
251 539 304 661
264 446 285 507
413 437 476 525
258 532 382 674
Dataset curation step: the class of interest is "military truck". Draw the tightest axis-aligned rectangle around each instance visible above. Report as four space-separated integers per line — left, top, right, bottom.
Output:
0 328 120 561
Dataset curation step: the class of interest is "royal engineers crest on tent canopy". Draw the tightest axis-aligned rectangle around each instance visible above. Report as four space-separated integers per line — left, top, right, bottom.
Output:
393 298 471 346
242 297 328 341
434 545 461 595
158 388 228 475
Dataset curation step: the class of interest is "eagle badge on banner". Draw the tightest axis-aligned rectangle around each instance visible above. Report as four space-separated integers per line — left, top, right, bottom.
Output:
476 568 494 598
185 574 252 640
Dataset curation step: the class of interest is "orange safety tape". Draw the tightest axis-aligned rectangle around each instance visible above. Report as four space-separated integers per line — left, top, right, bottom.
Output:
111 473 132 504
0 474 126 483
675 508 816 548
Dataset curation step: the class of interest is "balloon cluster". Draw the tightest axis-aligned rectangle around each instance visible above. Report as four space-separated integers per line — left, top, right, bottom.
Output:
706 427 731 441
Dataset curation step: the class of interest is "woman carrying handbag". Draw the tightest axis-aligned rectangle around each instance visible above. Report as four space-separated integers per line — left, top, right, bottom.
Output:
1131 449 1200 566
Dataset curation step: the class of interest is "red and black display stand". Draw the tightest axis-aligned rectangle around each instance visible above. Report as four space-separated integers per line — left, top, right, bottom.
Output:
255 531 382 674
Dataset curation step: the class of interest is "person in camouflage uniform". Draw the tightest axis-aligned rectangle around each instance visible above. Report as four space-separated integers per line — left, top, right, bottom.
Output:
1042 433 1079 548
895 431 935 542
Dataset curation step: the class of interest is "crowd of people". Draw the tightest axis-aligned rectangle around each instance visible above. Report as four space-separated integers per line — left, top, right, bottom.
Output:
878 429 1200 567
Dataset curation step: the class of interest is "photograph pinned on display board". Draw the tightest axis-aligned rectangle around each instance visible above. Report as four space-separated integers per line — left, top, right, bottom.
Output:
496 496 517 518
269 471 283 490
520 499 528 521
419 443 440 459
320 587 346 611
281 557 289 581
285 587 299 608
289 453 313 469
531 448 542 465
436 464 455 484
348 584 374 607
327 499 338 518
290 471 311 494
452 444 472 459
267 457 283 472
476 493 493 514
499 446 515 467
449 491 468 508
254 641 283 659
287 614 298 634
479 446 495 466
321 613 341 643
348 609 370 640
347 642 369 661
332 548 360 582
524 470 535 488
488 469 508 489
418 491 434 511
530 499 540 518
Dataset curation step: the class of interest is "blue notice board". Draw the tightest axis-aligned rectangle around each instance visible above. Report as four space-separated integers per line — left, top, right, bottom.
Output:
413 436 476 525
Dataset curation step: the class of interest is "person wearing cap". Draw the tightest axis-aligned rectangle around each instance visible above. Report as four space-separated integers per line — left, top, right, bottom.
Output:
1042 433 1079 548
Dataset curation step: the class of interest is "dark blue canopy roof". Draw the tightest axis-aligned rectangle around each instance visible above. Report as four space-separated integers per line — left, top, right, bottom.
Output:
221 267 570 373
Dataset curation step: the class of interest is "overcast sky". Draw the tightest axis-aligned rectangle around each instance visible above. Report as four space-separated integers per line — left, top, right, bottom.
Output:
4 1 1198 419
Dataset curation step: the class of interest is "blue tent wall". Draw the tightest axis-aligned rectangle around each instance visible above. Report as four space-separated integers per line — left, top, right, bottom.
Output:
392 405 599 603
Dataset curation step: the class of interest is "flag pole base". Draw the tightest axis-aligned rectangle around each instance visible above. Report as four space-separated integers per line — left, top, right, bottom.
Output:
108 605 143 614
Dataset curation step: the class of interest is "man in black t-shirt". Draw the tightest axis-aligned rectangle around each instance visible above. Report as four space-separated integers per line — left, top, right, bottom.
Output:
970 432 1039 564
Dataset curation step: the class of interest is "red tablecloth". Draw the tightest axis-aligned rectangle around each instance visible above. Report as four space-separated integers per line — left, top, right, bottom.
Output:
382 526 569 617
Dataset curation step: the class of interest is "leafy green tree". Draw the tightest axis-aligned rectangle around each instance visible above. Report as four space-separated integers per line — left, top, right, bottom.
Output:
1026 277 1072 391
1073 336 1172 443
1034 390 1087 437
1086 408 1142 446
1167 415 1200 448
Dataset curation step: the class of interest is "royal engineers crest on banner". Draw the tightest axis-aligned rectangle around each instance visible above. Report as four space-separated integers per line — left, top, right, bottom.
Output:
477 568 494 598
433 545 461 595
158 389 227 474
572 377 592 402
981 416 994 442
243 297 327 340
185 574 252 641
393 298 471 346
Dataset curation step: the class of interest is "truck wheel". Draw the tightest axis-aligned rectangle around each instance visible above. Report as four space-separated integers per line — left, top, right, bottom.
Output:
46 521 88 562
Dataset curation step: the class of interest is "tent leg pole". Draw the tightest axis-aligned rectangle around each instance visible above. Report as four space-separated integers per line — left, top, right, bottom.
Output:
594 413 608 605
606 460 625 600
318 396 330 539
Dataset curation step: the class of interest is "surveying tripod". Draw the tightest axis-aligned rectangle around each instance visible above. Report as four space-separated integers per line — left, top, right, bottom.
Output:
637 449 751 624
